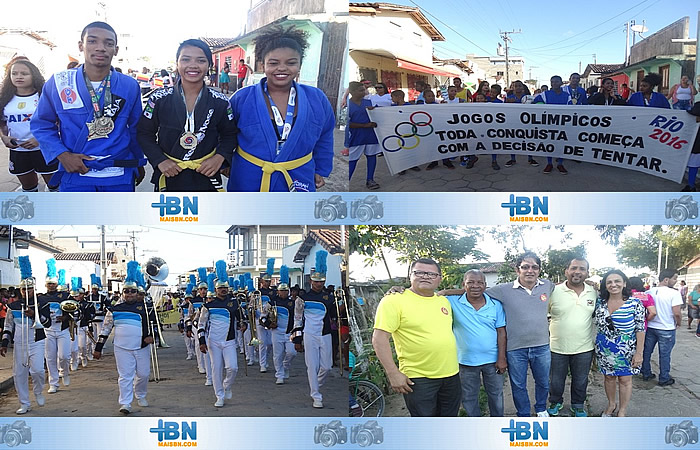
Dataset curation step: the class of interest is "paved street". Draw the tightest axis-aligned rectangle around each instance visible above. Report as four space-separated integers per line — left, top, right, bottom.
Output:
382 324 700 417
0 328 346 417
350 154 686 192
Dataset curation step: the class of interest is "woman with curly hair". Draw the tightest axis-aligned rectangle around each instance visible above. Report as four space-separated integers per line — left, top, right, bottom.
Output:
0 57 59 191
627 73 670 108
593 270 646 417
227 26 334 192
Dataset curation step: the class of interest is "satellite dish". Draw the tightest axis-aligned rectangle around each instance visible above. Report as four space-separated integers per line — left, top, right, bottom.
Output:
631 24 648 33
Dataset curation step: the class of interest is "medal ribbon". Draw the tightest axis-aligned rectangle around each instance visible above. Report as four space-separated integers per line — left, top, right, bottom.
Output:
180 85 204 134
83 68 111 118
263 79 296 153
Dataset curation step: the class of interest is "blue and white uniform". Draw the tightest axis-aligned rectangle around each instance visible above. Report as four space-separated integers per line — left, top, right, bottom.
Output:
270 293 297 381
187 295 211 379
181 300 195 360
31 67 146 191
39 290 71 390
256 291 274 371
95 299 157 407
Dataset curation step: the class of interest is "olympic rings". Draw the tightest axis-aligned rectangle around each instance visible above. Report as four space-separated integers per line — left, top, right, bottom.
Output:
379 110 434 152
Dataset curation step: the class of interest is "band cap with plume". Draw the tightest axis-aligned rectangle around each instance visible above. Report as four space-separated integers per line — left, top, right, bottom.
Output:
46 258 58 284
90 273 102 289
189 274 196 286
185 282 194 298
197 267 208 289
310 250 328 282
18 256 34 287
246 279 254 292
58 269 67 292
262 257 275 281
123 261 140 289
207 273 216 297
278 265 290 291
215 260 228 288
70 277 83 296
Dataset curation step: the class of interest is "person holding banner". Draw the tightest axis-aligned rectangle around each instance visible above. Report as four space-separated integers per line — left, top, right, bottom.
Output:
348 81 381 190
227 26 334 192
683 101 700 191
533 76 571 175
593 270 645 417
588 78 626 106
31 21 146 192
452 78 470 102
627 73 670 109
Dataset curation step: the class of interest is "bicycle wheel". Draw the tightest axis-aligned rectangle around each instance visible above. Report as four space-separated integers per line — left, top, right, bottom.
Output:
354 380 385 417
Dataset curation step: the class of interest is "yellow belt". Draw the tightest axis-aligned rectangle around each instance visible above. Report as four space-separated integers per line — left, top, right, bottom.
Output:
236 147 312 192
158 149 225 192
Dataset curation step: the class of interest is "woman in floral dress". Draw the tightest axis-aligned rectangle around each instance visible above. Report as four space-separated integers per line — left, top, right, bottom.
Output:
594 270 646 417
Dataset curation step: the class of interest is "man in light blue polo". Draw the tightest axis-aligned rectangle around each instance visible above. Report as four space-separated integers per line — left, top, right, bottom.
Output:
446 269 507 416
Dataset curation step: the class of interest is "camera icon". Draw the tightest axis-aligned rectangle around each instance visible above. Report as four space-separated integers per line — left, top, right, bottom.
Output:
314 196 347 222
350 421 384 447
1 196 34 222
350 196 383 222
666 420 698 447
665 195 698 222
0 420 32 447
313 420 347 447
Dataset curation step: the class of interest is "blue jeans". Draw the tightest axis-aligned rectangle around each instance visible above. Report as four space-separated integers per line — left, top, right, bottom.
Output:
459 363 504 417
673 99 692 111
641 327 676 382
506 344 551 416
549 351 593 408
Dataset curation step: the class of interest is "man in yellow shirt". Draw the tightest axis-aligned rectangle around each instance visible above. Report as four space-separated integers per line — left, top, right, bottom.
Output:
547 258 597 417
372 258 460 416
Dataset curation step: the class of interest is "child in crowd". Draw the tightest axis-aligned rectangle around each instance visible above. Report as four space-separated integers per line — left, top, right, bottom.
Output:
348 81 381 190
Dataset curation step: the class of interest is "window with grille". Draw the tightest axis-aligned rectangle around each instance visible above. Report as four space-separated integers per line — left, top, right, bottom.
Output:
266 235 288 250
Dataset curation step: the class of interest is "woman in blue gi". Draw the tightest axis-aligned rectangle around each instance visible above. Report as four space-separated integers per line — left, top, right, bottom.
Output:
227 26 335 192
627 73 671 109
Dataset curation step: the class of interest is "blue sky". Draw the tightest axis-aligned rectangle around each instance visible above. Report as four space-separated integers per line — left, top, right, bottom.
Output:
411 0 698 84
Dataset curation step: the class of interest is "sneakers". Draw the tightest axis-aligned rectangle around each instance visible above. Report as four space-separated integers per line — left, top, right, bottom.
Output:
186 355 193 360
460 158 468 167
47 386 58 394
260 367 268 373
681 185 697 192
399 170 407 175
214 398 224 408
425 161 438 170
198 368 206 374
409 166 421 172
528 159 540 167
505 159 516 167
247 361 254 366
696 333 700 338
366 180 380 190
119 404 131 415
536 410 550 418
556 164 568 174
276 378 284 385
312 400 324 408
137 397 149 407
205 379 213 386
16 405 31 415
80 357 87 368
36 394 45 407
443 160 455 169
658 378 676 386
71 361 79 371
547 402 563 416
543 164 553 174
466 157 478 169
62 374 70 386
492 161 501 170
570 407 588 417
642 373 656 381
225 389 232 400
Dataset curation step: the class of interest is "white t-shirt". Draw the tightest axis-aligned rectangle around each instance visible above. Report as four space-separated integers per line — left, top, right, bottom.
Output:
646 286 683 330
369 93 392 107
2 93 40 152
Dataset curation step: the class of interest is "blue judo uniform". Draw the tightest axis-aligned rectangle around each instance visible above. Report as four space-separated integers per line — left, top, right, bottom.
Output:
31 67 146 191
227 78 334 192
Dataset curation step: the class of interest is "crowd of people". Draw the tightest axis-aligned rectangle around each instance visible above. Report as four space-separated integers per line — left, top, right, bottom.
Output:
345 73 700 191
371 253 688 418
0 21 335 192
0 251 345 415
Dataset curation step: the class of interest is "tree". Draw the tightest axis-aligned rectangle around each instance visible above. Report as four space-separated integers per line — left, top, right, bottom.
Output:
541 244 587 283
350 226 488 284
616 226 700 272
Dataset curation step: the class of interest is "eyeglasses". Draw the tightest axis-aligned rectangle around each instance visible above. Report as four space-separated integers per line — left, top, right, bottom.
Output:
412 271 440 280
605 316 616 333
123 289 138 294
519 265 540 271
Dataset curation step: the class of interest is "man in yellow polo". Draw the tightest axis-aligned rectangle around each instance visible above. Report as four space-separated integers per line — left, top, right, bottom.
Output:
372 258 460 416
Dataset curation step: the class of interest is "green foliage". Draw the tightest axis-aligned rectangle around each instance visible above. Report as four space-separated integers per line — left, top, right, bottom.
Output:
541 243 587 282
595 226 628 246
616 226 700 271
353 342 396 394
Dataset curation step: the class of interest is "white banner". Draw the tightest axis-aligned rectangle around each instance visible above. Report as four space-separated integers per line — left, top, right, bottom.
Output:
367 103 700 182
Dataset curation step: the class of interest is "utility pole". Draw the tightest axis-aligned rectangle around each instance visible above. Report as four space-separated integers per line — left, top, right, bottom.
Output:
625 21 630 65
100 225 107 288
592 54 597 65
127 229 144 261
500 29 521 87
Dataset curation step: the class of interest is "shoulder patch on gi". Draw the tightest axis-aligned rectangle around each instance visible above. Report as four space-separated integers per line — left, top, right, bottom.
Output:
208 88 230 102
54 69 84 110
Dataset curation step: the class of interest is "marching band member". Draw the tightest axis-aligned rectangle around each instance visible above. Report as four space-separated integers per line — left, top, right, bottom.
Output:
137 38 237 192
292 250 337 408
181 279 196 360
256 258 276 373
267 265 297 385
77 281 96 368
243 277 258 366
68 277 83 371
87 274 107 357
232 280 246 355
40 258 71 393
198 260 244 407
93 261 158 415
187 268 211 379
0 256 51 414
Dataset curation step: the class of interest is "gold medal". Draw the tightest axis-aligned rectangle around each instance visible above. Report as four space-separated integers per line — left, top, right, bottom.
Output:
95 116 114 136
571 98 578 105
180 132 198 150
